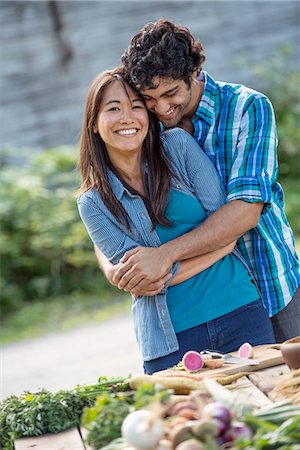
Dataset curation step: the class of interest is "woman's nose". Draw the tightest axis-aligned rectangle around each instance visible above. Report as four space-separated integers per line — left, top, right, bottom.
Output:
119 109 134 123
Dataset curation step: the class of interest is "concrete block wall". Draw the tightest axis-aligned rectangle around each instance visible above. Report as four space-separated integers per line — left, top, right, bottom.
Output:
1 0 299 149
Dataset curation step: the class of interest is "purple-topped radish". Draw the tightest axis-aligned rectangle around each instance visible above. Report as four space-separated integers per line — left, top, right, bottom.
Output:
204 402 232 426
237 342 254 359
182 350 204 372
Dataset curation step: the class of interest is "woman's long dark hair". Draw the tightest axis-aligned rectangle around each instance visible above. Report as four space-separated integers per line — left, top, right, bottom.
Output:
78 67 172 230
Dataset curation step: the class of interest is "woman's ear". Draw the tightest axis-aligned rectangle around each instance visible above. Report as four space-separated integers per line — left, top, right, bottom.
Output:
93 124 98 133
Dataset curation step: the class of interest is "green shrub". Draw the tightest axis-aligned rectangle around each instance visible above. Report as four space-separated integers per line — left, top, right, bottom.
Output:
252 47 300 180
0 148 113 317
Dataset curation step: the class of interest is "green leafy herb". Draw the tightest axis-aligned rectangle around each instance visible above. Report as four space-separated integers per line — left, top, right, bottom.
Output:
0 376 129 450
82 383 171 449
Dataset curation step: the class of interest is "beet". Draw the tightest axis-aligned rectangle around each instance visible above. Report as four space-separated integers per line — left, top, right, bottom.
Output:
237 342 254 359
182 351 204 372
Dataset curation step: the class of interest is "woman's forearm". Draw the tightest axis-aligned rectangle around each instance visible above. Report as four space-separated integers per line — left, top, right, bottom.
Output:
170 241 236 286
94 244 120 285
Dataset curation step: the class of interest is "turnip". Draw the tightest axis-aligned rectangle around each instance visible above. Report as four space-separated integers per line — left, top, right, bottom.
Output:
203 402 232 426
237 342 254 359
182 351 204 372
121 409 164 450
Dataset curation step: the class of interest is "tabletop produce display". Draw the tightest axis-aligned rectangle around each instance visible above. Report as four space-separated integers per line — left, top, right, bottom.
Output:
1 344 300 450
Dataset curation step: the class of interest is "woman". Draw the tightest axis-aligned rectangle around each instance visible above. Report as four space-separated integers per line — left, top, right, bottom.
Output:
77 68 275 374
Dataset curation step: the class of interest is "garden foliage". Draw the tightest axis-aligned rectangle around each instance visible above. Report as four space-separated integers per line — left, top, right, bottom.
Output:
0 148 112 317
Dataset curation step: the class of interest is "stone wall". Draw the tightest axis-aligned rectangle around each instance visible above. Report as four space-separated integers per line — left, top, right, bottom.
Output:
1 0 299 149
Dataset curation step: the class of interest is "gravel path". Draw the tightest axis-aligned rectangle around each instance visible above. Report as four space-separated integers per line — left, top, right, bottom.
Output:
1 313 142 399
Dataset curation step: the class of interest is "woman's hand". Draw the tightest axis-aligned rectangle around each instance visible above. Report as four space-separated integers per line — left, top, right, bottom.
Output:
112 246 173 291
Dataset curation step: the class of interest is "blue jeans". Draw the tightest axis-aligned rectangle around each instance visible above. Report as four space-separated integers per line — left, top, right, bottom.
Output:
143 299 275 374
271 285 300 342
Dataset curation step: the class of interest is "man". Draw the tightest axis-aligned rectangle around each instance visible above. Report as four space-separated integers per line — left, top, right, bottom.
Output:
95 19 300 342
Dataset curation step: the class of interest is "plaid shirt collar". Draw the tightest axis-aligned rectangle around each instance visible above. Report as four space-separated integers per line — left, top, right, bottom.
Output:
193 71 218 127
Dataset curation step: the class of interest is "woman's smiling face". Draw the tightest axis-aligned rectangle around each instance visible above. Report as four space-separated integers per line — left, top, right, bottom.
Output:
95 80 149 159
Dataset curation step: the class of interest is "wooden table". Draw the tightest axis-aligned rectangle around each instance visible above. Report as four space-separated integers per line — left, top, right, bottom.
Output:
14 364 290 450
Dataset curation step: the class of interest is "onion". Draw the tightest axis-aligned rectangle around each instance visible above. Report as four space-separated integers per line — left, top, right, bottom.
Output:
121 410 164 450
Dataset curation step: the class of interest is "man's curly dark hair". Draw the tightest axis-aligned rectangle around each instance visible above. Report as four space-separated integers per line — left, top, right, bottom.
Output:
121 19 205 90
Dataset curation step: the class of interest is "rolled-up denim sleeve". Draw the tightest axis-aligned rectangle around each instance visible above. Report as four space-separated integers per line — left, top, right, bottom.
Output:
77 197 137 264
226 96 278 213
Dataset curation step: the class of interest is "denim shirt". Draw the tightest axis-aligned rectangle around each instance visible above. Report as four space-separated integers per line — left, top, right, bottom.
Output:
77 128 226 361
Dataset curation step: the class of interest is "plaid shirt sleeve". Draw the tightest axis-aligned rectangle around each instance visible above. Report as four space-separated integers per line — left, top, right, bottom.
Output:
226 95 278 209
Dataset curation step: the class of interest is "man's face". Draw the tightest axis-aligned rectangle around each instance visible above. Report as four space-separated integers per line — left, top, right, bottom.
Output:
140 77 193 128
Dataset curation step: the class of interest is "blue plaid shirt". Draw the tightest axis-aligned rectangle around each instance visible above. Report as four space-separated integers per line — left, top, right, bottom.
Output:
193 72 300 316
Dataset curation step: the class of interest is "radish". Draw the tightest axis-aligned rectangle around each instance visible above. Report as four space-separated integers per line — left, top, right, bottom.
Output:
237 342 254 359
182 351 204 372
121 409 164 449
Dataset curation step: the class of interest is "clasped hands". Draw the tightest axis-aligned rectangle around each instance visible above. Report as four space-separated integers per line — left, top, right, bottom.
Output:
108 246 173 297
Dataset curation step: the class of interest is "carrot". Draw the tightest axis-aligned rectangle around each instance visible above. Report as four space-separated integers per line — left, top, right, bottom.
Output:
129 374 206 395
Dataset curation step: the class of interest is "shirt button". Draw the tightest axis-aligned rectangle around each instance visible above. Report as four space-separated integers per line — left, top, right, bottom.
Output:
176 183 181 188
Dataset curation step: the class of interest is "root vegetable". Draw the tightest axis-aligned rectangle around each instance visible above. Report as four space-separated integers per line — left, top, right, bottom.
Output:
177 408 198 420
175 439 204 450
167 400 197 416
167 417 188 429
182 351 204 372
157 439 172 450
237 342 254 359
191 419 220 441
204 402 232 426
121 410 164 450
129 374 206 395
169 423 194 448
232 422 253 439
204 359 225 369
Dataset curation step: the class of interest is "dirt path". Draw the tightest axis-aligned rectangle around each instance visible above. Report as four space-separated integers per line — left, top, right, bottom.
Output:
1 313 142 399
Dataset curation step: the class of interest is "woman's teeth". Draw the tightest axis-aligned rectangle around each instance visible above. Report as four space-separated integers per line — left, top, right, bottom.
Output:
117 129 137 135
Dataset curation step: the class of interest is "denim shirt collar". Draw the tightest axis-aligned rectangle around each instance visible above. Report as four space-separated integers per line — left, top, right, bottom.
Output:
107 165 151 201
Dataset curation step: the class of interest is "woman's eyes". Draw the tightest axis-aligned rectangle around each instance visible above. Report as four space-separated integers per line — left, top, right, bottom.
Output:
106 105 144 112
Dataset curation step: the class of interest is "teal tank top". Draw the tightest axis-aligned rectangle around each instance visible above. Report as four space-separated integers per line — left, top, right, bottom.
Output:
155 189 259 333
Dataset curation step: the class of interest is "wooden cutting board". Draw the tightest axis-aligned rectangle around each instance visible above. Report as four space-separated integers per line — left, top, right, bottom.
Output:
155 344 285 379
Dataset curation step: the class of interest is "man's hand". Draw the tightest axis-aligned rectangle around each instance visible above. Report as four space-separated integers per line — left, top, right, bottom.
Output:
130 273 172 297
112 246 173 291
